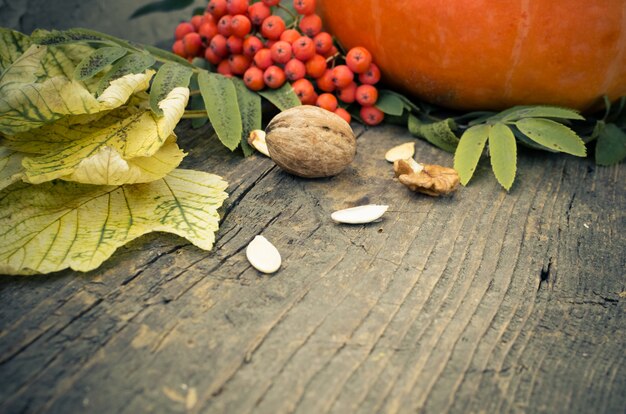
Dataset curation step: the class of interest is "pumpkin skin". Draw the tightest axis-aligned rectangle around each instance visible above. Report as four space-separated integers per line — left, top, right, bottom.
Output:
317 0 626 111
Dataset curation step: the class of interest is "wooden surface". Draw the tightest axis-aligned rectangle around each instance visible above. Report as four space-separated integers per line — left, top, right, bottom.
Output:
1 121 624 413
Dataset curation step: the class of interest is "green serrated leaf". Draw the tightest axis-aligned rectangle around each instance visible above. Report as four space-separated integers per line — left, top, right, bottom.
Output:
31 28 117 47
0 28 32 73
408 115 459 153
198 71 242 151
130 0 195 19
489 123 517 191
497 105 584 122
376 90 405 116
0 169 228 275
96 52 156 95
515 118 586 156
232 78 261 157
258 83 301 111
595 122 626 166
454 124 490 186
150 62 193 116
74 46 127 81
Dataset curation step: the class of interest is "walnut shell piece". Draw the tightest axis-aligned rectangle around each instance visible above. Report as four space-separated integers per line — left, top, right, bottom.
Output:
264 105 357 178
393 159 460 196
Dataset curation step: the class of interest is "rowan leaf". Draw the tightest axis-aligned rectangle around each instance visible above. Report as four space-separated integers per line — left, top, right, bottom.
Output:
0 169 228 275
258 83 300 111
408 114 459 153
454 124 490 185
149 62 193 115
496 105 584 122
198 71 242 151
232 78 261 156
0 28 31 72
376 90 405 116
74 46 127 81
96 52 156 95
0 147 24 191
595 122 626 166
515 118 586 156
489 122 517 191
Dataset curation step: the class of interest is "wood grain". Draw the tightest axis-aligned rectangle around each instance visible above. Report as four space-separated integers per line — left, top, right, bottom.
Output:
1 121 624 414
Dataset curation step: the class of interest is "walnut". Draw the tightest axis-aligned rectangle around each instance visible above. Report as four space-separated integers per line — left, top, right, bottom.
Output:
264 105 356 178
393 158 460 196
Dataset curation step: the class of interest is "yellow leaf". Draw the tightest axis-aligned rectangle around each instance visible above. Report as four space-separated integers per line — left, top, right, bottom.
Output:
0 147 24 190
0 169 228 275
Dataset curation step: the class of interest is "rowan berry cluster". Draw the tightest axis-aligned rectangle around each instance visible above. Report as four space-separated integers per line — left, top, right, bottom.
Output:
171 0 384 125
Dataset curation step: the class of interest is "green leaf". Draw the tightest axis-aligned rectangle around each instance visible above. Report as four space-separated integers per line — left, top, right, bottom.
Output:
378 89 420 112
515 118 586 156
0 169 228 275
595 122 626 166
31 28 118 47
454 124 490 186
189 93 209 129
233 78 262 157
150 62 193 116
143 44 195 68
96 52 156 95
489 123 517 191
497 105 584 122
376 90 405 116
258 83 301 111
74 46 127 81
130 0 195 19
0 28 31 73
408 115 459 153
0 147 24 191
198 71 242 151
7 87 189 185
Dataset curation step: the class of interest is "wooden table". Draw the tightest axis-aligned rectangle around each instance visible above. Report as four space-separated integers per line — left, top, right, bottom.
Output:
1 120 624 413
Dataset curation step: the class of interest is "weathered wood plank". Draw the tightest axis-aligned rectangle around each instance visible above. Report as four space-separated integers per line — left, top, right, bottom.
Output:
1 119 624 414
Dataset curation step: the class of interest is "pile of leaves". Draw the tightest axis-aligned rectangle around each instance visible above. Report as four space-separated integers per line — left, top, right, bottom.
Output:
0 28 234 275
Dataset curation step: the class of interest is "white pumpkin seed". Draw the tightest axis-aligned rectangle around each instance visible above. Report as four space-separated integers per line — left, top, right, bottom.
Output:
385 142 415 162
248 130 270 157
246 235 281 273
331 204 389 224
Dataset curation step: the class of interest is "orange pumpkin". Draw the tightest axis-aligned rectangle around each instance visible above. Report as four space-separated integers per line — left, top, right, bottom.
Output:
317 0 626 111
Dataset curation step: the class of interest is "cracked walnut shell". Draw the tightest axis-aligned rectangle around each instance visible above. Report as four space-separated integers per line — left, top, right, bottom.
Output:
393 159 460 196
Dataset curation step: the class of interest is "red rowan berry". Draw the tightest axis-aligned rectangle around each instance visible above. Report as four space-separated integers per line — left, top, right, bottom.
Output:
280 29 301 44
230 14 252 37
337 81 357 103
198 21 218 41
331 65 354 88
355 84 378 106
291 78 316 104
204 46 222 65
207 0 228 19
346 46 372 74
202 12 216 25
217 59 233 76
243 36 263 56
261 15 286 40
265 39 277 49
270 41 292 64
360 106 384 125
293 0 316 15
226 0 249 15
298 14 322 37
248 2 271 26
262 0 280 5
227 35 244 54
243 66 265 91
253 48 273 69
217 15 233 36
172 39 186 57
263 65 287 89
175 22 195 40
323 45 339 58
334 107 351 124
359 63 381 84
193 15 207 30
284 58 306 81
229 54 251 75
210 34 228 57
183 32 203 56
316 93 338 112
316 68 335 92
292 36 315 61
313 32 332 55
305 54 327 78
